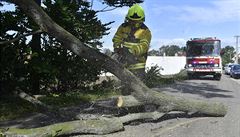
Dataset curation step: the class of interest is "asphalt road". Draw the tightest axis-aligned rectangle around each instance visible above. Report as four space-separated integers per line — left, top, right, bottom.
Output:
153 74 240 137
81 74 240 137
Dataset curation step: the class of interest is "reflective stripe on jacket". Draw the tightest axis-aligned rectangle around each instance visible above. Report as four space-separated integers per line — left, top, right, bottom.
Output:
128 63 146 70
112 22 151 70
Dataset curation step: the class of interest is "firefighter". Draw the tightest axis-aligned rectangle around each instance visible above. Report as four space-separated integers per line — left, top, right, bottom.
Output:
112 4 152 80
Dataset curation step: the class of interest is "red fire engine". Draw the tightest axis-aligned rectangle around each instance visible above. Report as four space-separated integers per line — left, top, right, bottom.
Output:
185 37 222 80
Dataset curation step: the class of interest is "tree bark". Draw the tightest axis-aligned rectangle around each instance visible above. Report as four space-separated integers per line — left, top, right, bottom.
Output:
95 95 227 116
3 117 124 136
14 88 68 119
28 0 42 95
2 112 164 137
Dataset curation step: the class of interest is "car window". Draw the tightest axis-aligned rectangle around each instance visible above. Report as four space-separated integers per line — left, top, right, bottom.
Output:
234 65 240 70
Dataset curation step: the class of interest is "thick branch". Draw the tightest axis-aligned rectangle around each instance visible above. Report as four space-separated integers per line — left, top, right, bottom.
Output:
3 118 123 136
14 88 71 119
14 88 51 109
96 95 227 116
119 111 164 123
2 111 165 136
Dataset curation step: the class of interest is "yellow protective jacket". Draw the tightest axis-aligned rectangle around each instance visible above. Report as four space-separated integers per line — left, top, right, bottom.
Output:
112 22 152 70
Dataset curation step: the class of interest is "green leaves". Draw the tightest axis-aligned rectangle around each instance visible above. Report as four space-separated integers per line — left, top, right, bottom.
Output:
148 45 185 56
143 66 187 88
221 46 235 66
1 0 109 95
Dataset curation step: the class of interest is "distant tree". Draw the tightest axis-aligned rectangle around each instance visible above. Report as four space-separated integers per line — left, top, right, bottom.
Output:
179 46 186 56
159 45 182 56
148 45 185 56
221 46 235 66
148 49 160 56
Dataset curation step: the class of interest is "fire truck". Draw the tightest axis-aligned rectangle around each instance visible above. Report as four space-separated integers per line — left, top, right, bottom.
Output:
185 37 222 80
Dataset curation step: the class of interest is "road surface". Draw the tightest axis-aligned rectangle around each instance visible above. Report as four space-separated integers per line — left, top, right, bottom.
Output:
81 74 240 137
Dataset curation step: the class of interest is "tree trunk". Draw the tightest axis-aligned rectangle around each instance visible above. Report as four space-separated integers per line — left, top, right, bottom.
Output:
2 112 164 137
3 117 124 136
95 95 226 116
14 88 69 119
29 0 42 94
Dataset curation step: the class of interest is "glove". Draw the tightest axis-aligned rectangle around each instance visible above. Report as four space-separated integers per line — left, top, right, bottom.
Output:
113 42 124 53
113 48 121 53
123 42 139 55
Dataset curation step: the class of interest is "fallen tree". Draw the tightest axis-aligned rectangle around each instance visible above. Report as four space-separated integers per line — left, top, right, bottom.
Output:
1 111 165 136
4 0 227 136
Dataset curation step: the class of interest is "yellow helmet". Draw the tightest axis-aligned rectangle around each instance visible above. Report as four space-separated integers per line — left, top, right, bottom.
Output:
126 4 145 21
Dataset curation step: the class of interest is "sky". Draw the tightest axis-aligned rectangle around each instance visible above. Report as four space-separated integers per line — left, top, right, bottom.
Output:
1 0 240 51
92 0 240 51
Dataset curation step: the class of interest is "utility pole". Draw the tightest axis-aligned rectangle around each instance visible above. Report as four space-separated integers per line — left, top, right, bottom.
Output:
234 35 240 64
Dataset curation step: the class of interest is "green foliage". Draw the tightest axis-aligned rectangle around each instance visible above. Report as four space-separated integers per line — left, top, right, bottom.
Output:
0 36 33 94
221 45 235 66
0 0 113 95
159 45 183 56
148 45 185 56
44 0 112 47
40 89 120 107
148 49 161 56
0 5 33 93
143 65 164 87
0 80 120 121
0 95 38 121
143 65 187 88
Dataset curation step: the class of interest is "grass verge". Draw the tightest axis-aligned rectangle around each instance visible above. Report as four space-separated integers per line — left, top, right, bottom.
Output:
0 84 120 121
0 69 187 121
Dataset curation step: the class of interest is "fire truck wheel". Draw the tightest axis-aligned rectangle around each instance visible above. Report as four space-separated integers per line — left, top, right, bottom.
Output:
214 74 221 81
